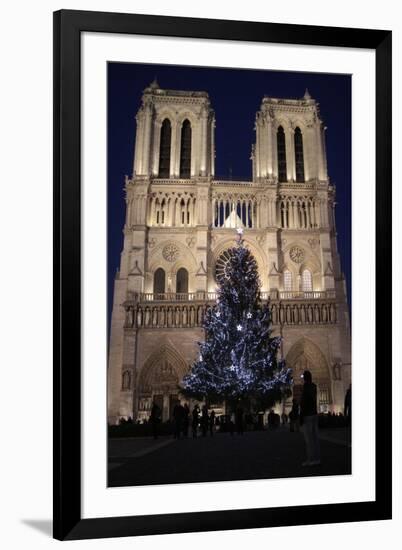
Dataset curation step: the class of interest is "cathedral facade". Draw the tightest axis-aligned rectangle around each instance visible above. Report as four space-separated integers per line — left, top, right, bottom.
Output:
107 80 351 425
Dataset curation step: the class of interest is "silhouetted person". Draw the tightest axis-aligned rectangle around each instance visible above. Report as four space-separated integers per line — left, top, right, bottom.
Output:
229 416 235 436
300 370 320 466
173 402 184 439
182 403 190 437
235 406 244 435
289 399 300 432
201 404 209 437
150 401 161 439
344 384 352 426
209 410 215 436
192 404 200 438
267 409 276 430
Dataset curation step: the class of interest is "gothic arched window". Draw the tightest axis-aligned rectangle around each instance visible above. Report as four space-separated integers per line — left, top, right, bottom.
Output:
158 119 171 178
284 270 293 292
294 127 305 182
277 126 287 182
176 267 189 294
122 370 131 391
160 198 166 225
154 268 166 295
301 269 313 292
179 119 192 178
180 198 186 225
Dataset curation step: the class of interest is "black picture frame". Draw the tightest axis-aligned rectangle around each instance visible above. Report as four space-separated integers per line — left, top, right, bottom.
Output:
53 9 392 541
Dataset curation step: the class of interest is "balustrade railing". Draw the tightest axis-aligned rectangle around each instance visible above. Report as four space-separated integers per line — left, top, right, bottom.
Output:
212 182 253 187
138 291 218 302
123 290 338 329
127 290 335 303
276 290 336 300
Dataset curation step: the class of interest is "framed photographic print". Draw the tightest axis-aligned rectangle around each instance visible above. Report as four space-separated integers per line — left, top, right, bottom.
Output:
53 9 392 541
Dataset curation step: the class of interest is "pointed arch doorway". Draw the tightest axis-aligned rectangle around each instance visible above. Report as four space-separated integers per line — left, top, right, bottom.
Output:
286 338 332 412
137 346 188 421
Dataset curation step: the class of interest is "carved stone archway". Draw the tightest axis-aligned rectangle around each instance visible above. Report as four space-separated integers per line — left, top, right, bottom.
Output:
286 338 332 411
137 345 188 421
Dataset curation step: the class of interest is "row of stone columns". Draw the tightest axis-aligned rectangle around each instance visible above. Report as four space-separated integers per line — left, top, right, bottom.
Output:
211 195 329 230
212 198 256 228
148 195 197 227
145 192 330 230
279 198 321 229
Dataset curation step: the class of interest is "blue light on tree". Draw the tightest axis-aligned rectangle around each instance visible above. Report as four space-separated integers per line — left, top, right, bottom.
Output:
181 229 292 409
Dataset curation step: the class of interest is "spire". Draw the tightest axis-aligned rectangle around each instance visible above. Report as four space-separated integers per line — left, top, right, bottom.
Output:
149 77 159 90
303 88 312 100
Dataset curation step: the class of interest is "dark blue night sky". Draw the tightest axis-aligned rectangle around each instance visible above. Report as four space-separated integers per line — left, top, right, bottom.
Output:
108 63 351 329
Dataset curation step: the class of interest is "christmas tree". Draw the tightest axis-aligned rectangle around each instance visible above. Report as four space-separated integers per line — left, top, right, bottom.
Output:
181 228 292 409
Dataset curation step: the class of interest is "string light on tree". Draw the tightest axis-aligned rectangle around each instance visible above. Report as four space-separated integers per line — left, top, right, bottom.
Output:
181 228 292 406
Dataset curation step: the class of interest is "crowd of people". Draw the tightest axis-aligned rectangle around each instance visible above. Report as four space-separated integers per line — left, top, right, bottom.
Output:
148 402 254 439
149 402 218 439
127 373 352 468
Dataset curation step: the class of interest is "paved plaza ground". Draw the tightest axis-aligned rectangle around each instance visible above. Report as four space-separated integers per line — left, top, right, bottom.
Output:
108 427 351 487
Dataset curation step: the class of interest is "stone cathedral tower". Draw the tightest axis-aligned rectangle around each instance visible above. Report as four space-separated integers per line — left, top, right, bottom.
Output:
108 81 351 425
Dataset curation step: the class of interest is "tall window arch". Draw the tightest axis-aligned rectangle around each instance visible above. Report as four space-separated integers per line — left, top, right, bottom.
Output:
284 270 293 292
158 119 171 178
180 198 186 226
160 198 166 225
277 126 287 182
294 127 305 182
301 269 313 292
179 119 192 178
176 268 189 294
153 268 166 295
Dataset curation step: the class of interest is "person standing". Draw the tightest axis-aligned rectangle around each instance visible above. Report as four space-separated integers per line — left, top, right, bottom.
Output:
267 409 276 430
201 404 209 437
150 401 161 440
182 403 190 437
300 370 320 466
209 409 215 437
173 402 184 439
344 384 352 426
192 404 200 438
289 399 300 433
